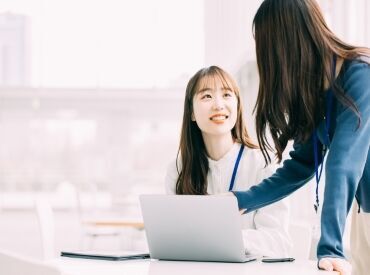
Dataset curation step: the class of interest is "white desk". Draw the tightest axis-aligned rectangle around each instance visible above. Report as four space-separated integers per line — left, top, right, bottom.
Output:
55 258 338 275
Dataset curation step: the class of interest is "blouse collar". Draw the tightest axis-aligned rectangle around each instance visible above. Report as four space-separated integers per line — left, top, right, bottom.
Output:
207 142 241 168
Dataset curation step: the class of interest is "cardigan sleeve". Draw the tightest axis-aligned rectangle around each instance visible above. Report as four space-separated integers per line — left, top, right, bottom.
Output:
233 137 319 213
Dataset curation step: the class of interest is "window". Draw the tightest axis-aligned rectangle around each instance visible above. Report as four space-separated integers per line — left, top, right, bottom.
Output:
0 0 204 88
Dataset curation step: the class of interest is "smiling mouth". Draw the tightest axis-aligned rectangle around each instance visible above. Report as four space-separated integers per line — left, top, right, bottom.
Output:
209 115 229 121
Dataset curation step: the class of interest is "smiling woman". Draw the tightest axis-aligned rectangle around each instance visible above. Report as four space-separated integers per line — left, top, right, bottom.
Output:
173 66 257 195
164 66 292 257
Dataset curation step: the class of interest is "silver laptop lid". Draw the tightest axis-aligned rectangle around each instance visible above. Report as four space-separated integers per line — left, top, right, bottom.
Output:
139 195 247 262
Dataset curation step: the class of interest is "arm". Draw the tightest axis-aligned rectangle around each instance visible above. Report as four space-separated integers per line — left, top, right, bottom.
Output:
242 163 292 257
317 62 370 260
233 137 320 212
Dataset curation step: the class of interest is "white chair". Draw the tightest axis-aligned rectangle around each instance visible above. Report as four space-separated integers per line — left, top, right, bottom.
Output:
73 182 122 250
34 197 56 260
289 222 313 259
0 249 60 275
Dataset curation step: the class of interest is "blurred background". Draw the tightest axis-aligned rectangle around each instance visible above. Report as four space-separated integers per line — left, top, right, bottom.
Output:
0 0 369 261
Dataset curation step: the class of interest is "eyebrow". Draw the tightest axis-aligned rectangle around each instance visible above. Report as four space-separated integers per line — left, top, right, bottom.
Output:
197 86 233 94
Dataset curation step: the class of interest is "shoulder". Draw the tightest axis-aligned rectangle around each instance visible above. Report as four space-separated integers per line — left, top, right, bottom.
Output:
243 147 271 166
167 158 180 172
165 158 181 180
164 159 181 194
341 58 370 94
242 147 278 178
338 58 370 112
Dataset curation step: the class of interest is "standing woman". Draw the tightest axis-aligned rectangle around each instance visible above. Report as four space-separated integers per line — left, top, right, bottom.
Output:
232 0 370 274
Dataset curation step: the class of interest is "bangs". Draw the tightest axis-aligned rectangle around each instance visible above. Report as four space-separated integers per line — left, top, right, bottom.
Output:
195 68 238 95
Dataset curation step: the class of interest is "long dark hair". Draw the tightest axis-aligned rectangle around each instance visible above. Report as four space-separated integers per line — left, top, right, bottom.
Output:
253 0 370 164
176 66 258 195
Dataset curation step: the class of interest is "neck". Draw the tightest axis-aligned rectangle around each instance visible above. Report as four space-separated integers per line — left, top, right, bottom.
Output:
202 133 235 161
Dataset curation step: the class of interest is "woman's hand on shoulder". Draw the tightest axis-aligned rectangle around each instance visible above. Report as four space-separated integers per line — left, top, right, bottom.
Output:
319 257 352 275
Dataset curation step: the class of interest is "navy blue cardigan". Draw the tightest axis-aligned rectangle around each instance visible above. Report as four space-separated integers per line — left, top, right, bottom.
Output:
233 58 370 260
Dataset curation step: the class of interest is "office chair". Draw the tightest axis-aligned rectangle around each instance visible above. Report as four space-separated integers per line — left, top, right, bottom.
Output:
73 182 123 250
35 197 56 260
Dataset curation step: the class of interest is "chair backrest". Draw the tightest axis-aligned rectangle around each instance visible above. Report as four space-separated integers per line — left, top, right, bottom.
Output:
34 197 55 260
0 250 61 275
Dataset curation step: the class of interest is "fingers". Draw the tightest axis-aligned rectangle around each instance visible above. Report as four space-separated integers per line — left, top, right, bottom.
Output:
332 259 352 275
319 258 352 275
319 258 334 271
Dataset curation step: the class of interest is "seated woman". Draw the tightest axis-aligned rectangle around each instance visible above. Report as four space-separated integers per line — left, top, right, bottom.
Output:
165 66 292 257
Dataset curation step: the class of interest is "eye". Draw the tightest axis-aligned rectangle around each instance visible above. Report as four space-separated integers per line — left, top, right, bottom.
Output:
224 92 233 97
201 93 212 99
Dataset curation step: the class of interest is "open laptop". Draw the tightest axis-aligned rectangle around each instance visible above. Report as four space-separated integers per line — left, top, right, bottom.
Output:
139 194 256 263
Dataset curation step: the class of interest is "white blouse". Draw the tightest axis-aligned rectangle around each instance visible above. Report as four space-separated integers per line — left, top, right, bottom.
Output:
165 142 292 257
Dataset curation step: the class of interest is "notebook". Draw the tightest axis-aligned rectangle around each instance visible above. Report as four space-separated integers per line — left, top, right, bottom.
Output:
60 251 150 261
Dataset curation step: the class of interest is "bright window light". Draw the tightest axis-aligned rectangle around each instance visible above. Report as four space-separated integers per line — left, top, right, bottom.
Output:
0 0 204 88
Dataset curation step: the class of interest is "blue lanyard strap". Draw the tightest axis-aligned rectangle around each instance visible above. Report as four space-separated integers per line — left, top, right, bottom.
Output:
228 144 244 191
313 131 325 213
313 55 336 213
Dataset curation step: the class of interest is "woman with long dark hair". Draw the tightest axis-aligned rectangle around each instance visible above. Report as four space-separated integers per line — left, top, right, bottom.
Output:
232 0 370 274
165 66 292 257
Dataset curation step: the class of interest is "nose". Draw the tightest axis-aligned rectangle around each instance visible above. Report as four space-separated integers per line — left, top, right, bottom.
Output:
213 95 224 111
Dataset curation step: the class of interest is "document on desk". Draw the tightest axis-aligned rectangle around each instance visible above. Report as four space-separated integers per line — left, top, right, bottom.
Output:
61 250 150 261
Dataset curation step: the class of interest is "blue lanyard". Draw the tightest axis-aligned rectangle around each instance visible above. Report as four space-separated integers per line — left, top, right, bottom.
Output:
228 145 245 191
313 56 336 212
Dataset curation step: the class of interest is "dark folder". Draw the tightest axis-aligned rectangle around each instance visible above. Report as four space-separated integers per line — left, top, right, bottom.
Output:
61 251 150 261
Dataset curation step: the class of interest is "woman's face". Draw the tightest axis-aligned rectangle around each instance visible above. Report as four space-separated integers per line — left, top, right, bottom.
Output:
192 75 238 139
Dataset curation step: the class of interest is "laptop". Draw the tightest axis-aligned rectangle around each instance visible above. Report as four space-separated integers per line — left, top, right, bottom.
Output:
139 194 256 263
